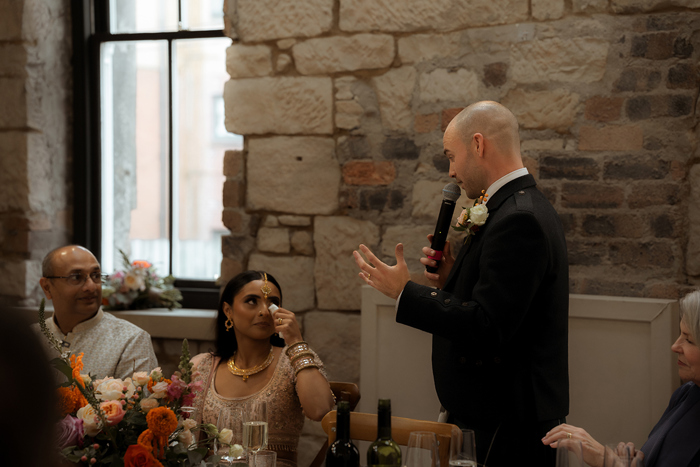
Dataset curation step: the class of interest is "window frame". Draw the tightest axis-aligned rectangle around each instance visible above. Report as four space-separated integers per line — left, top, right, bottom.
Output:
72 0 226 309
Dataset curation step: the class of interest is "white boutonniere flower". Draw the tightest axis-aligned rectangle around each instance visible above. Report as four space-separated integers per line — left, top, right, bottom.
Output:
452 190 489 239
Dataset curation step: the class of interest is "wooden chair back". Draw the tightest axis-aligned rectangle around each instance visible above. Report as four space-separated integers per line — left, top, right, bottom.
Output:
321 410 459 467
308 382 361 467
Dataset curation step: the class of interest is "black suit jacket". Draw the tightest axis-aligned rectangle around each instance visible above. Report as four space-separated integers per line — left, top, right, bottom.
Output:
397 174 569 429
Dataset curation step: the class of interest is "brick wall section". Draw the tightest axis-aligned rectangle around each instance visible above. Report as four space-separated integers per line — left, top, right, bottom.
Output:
221 3 700 313
0 0 72 307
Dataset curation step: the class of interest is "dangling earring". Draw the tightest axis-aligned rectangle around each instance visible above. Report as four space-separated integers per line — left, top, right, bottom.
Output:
225 317 233 332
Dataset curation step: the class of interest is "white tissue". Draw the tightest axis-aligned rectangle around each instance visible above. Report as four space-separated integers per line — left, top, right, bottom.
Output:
268 304 279 315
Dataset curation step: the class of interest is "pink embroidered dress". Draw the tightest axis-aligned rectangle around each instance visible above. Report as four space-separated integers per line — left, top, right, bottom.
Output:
192 347 326 467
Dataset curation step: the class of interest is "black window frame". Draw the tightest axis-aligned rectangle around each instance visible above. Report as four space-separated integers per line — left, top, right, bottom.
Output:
71 0 226 309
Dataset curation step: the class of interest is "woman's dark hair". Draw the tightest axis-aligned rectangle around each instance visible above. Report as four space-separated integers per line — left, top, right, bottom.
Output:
214 270 285 360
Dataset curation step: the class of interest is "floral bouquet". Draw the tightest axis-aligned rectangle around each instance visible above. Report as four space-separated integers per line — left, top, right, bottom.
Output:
39 300 235 466
102 250 183 310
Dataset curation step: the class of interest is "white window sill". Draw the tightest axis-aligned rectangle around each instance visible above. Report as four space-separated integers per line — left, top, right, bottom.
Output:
17 306 217 341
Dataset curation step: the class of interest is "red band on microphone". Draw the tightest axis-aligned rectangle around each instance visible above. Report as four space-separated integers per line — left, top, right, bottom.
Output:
428 251 443 261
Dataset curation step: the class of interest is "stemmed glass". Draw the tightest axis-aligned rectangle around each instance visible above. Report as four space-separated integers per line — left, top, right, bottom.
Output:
215 407 245 465
449 429 476 467
405 431 439 467
555 439 584 467
604 443 645 467
180 406 198 446
243 400 269 453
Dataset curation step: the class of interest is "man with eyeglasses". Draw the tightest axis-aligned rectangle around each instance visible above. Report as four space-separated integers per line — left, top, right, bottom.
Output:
35 245 157 380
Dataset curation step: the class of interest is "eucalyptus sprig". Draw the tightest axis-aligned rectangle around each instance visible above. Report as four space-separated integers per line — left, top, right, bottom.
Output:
38 298 69 359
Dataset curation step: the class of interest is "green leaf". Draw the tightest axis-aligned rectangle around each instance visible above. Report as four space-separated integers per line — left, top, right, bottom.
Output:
51 357 74 380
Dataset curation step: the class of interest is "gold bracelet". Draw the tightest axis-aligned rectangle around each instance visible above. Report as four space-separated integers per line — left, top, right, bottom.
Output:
293 356 319 376
286 341 309 359
290 350 314 364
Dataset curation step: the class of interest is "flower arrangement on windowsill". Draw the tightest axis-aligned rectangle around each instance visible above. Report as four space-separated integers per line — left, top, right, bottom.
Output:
39 300 236 466
102 250 183 311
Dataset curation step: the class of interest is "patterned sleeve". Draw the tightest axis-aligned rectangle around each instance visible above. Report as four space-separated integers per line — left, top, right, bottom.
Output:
190 353 213 425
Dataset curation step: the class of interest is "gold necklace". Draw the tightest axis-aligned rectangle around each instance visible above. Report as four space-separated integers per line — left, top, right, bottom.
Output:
227 347 274 382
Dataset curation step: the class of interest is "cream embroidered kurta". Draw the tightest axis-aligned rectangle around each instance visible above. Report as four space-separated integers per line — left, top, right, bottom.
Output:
34 308 158 380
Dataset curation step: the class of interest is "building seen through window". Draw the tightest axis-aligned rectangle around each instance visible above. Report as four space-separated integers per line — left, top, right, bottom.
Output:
97 0 240 285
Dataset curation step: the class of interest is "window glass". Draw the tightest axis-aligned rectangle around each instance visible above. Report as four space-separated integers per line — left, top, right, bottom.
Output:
110 0 179 34
173 37 239 280
183 0 225 31
100 41 171 274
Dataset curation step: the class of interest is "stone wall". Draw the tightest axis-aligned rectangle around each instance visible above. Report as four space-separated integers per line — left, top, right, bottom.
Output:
220 0 700 388
0 0 73 308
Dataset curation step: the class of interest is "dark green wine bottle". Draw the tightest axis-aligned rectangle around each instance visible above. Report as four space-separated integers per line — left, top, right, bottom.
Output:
326 401 360 467
367 399 401 467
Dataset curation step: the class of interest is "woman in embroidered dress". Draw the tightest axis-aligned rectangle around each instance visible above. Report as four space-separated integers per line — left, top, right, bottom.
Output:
191 270 334 467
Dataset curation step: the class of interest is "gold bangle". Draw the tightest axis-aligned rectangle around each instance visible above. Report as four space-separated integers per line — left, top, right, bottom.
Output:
294 357 319 376
290 350 314 363
286 341 309 359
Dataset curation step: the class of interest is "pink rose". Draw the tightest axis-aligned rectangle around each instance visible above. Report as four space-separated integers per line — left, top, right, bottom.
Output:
100 400 126 426
56 415 84 449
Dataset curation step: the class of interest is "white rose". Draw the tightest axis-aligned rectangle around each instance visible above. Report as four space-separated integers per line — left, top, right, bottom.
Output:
76 404 101 437
230 444 245 459
151 381 169 399
150 368 163 381
469 204 489 226
218 428 233 445
94 377 135 401
140 397 159 413
178 430 194 447
132 371 150 387
183 419 197 431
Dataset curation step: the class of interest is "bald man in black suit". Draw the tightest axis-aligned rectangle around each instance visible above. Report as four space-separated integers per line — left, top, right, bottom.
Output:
354 101 569 467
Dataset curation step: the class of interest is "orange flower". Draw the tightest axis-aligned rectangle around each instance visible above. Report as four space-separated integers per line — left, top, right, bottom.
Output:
146 407 178 437
124 443 163 467
70 353 85 388
132 260 152 269
145 407 178 459
137 429 156 450
58 386 88 416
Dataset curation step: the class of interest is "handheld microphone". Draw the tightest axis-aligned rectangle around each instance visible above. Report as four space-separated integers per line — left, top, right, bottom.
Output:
426 183 461 273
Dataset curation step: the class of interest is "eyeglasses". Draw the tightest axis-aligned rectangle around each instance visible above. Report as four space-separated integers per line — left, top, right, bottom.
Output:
45 272 107 286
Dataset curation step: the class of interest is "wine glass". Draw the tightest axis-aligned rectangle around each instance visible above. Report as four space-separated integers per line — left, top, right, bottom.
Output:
405 431 439 467
449 428 476 467
555 439 584 467
179 406 198 447
244 400 268 453
248 449 277 467
604 443 645 467
215 407 245 464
